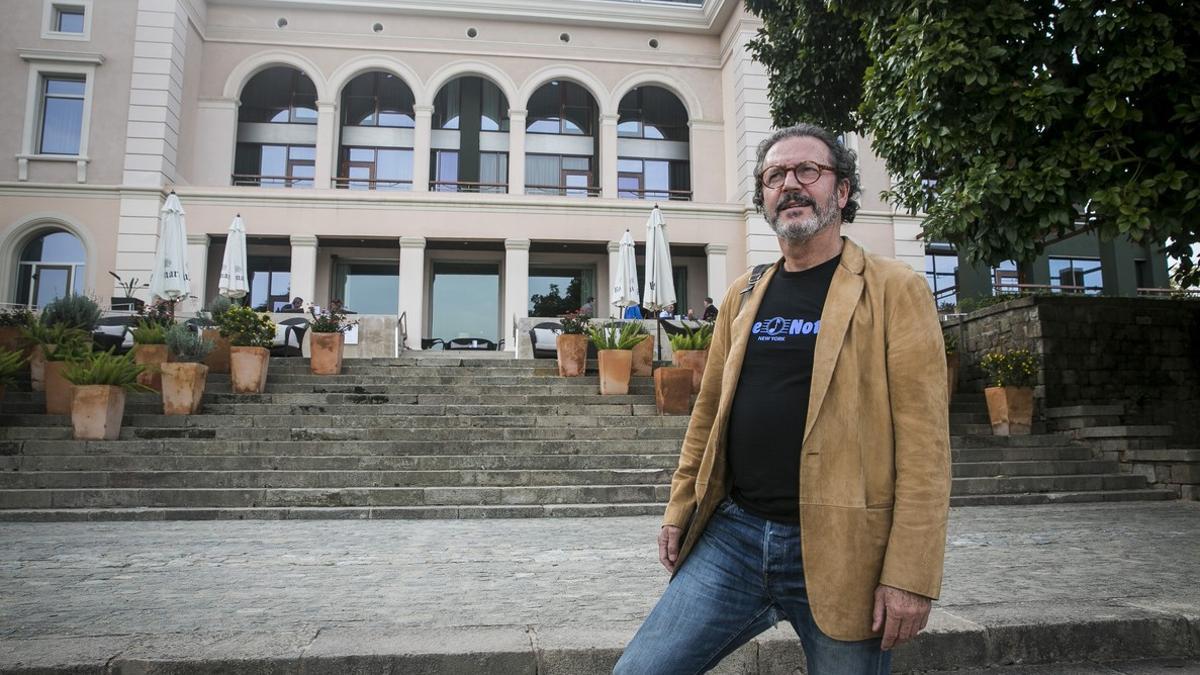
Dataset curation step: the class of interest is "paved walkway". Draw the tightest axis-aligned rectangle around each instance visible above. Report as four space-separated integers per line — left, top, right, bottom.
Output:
1 502 1198 673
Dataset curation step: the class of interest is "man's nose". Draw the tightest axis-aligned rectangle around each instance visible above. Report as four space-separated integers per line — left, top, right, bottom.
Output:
780 168 805 190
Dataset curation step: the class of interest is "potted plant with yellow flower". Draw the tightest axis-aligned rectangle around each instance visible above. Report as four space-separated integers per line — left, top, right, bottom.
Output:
979 348 1039 436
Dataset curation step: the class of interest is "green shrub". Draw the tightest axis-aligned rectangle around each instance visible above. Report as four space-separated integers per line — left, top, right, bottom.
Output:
586 321 647 350
217 305 276 348
0 307 35 328
132 320 169 345
309 307 356 334
165 324 213 363
943 332 958 355
0 348 27 386
136 299 177 328
40 294 102 331
21 322 92 361
667 323 714 351
63 350 150 390
979 349 1039 388
196 296 234 327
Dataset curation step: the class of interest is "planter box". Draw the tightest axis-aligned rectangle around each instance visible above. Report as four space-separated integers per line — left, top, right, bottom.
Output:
673 349 709 394
653 367 692 415
310 332 345 375
597 349 632 395
985 386 1034 436
161 362 208 415
29 345 45 392
556 334 588 377
44 360 73 415
230 346 270 394
202 329 231 374
0 326 23 353
134 343 169 392
71 385 125 440
631 335 654 377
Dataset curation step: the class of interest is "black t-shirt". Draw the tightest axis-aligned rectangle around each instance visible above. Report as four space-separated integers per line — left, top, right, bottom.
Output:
726 255 841 523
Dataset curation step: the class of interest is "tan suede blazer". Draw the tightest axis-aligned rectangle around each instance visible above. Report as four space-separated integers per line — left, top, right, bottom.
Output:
663 237 951 641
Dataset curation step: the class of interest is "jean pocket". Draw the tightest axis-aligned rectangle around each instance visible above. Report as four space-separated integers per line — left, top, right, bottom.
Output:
717 497 740 516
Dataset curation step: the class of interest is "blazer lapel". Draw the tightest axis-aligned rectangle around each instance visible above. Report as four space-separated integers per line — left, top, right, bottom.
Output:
717 261 780 422
804 239 865 447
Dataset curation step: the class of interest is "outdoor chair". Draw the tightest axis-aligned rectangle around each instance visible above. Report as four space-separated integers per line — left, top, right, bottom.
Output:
271 317 309 357
445 337 497 351
528 322 562 359
421 338 445 350
92 315 137 354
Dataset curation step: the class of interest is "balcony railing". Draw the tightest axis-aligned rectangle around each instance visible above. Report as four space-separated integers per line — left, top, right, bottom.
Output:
332 177 414 191
429 180 508 194
231 174 313 188
524 184 602 198
617 187 692 201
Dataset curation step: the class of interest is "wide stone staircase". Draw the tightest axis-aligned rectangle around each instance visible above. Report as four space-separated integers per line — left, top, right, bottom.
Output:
0 355 1176 520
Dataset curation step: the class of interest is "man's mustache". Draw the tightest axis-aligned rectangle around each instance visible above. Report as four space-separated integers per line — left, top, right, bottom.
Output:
777 194 815 211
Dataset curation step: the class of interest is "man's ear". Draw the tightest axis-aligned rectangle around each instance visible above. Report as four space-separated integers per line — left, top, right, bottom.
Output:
838 178 850 209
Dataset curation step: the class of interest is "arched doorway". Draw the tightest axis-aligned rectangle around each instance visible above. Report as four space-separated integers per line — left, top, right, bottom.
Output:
15 228 86 308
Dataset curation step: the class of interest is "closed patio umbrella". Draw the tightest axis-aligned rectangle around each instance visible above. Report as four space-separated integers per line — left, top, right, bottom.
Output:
642 205 676 360
612 229 640 317
218 214 249 299
147 192 190 302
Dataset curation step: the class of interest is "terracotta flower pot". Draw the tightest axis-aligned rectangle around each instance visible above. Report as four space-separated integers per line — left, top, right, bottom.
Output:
631 335 654 377
134 343 170 392
161 362 209 415
71 385 125 440
597 349 632 395
230 346 270 394
29 345 46 392
44 360 73 415
984 386 1034 436
653 367 692 415
310 331 345 375
672 349 709 394
202 329 231 374
946 352 960 401
0 326 22 353
556 333 588 377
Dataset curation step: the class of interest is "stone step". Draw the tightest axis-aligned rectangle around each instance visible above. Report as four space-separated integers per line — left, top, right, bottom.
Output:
952 446 1096 462
1 453 684 472
5 391 661 405
0 403 668 417
0 413 693 429
0 484 673 509
951 460 1119 478
951 434 1082 448
1044 404 1126 418
0 468 677 489
1072 425 1175 439
950 473 1150 496
0 425 690 442
950 488 1177 506
8 439 684 457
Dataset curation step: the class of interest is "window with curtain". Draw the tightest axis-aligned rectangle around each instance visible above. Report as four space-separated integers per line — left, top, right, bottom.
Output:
432 77 509 131
525 154 593 196
617 158 690 200
234 144 315 187
39 75 85 155
337 147 413 190
479 152 508 193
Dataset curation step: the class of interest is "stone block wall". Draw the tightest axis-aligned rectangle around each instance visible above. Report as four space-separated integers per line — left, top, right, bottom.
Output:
944 296 1200 442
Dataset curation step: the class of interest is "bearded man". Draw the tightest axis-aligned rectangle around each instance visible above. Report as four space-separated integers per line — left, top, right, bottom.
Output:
614 123 951 675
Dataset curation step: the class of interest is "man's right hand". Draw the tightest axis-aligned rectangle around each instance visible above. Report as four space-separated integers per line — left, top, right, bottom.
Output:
658 525 683 573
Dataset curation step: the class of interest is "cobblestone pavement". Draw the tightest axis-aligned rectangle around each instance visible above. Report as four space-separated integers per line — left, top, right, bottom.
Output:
1 501 1197 672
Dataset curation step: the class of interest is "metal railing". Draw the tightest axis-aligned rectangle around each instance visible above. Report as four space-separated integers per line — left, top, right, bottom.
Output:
231 174 313 188
617 187 692 201
524 184 602 197
428 180 508 194
332 177 413 191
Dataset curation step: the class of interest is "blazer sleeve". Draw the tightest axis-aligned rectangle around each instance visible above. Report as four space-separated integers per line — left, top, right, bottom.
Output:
878 270 952 599
662 282 741 528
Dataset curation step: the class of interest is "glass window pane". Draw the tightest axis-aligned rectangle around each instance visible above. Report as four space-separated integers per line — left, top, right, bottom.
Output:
437 151 458 185
376 149 409 180
529 269 582 315
377 74 415 127
618 175 641 199
292 95 318 123
348 147 375 162
562 156 589 171
431 264 499 341
338 263 399 314
57 9 85 32
239 67 298 123
34 267 71 308
260 145 287 176
289 145 316 160
40 97 83 155
528 119 560 134
618 158 641 173
343 96 376 126
21 231 85 262
644 160 670 192
46 77 85 96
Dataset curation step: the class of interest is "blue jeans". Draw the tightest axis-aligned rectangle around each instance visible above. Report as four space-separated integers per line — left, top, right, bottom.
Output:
615 499 890 675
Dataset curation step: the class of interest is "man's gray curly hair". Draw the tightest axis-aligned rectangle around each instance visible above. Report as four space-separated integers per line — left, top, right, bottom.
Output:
752 123 861 223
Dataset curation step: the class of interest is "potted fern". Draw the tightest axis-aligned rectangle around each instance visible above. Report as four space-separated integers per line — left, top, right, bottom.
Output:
586 321 647 395
669 322 714 393
308 306 355 375
629 321 654 377
24 295 101 392
161 324 213 415
63 350 149 440
132 319 171 392
198 296 233 374
556 312 590 377
37 324 92 415
217 305 276 394
980 348 1039 436
0 307 34 353
0 348 28 410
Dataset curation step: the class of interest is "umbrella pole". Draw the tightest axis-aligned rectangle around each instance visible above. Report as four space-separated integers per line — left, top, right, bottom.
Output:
656 318 662 362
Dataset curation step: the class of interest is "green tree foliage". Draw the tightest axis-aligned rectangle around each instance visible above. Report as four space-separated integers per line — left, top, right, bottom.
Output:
746 0 1200 285
529 278 582 317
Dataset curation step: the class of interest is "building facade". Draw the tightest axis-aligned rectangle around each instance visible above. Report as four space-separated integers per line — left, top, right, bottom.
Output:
3 0 1098 352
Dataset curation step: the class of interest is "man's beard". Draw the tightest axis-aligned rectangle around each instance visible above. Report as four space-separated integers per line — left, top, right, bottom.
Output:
767 190 841 243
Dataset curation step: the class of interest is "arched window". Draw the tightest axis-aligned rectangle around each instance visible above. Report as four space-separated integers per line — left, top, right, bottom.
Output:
525 81 600 197
234 67 318 187
430 76 509 193
15 228 86 308
337 72 417 190
616 86 691 200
